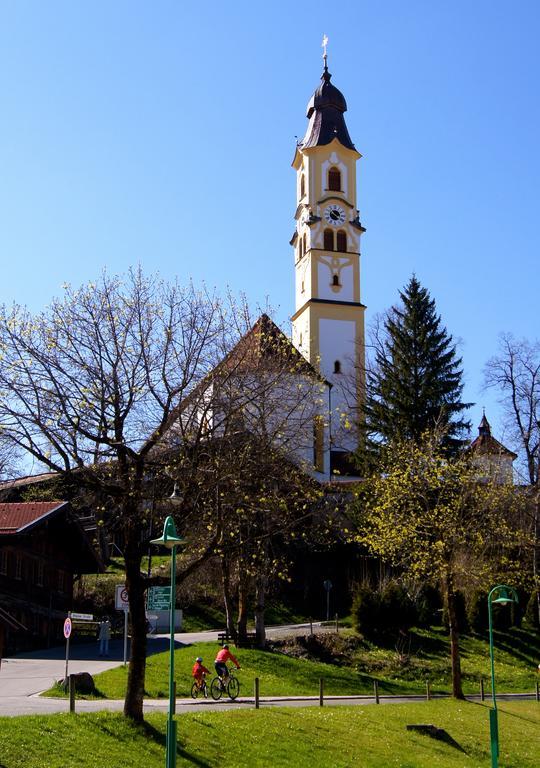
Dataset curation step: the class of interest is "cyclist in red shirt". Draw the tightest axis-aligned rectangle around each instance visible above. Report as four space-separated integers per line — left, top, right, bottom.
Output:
214 644 240 683
192 657 210 691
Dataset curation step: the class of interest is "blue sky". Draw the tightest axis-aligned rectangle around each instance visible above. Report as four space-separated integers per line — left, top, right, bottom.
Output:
0 1 538 451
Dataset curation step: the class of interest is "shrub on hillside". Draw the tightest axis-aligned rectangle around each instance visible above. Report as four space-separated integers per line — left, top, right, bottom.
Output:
352 581 417 641
524 589 540 629
415 584 443 627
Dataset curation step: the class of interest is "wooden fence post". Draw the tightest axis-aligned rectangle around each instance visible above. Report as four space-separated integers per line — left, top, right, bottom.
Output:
255 677 260 709
480 677 485 701
319 678 324 707
426 680 431 701
373 679 379 704
309 617 313 636
536 680 539 703
335 613 339 633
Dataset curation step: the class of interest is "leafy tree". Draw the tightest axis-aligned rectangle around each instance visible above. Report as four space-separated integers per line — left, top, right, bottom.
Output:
350 433 525 698
362 276 470 457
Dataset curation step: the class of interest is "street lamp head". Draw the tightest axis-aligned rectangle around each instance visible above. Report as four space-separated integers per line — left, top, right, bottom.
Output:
150 515 184 550
489 584 519 605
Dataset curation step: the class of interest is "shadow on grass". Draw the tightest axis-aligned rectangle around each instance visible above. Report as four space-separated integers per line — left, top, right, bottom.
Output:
141 722 213 768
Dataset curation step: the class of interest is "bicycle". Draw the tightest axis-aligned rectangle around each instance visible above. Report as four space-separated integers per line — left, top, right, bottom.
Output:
190 675 208 699
210 666 240 701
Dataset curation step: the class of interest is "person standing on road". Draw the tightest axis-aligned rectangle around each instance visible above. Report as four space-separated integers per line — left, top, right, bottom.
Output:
98 617 111 657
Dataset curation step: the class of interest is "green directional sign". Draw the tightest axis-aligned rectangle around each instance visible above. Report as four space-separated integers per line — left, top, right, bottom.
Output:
147 586 171 611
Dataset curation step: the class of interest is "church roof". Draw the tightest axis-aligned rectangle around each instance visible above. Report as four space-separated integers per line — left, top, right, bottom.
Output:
223 313 327 382
470 413 517 459
160 314 330 439
299 67 356 151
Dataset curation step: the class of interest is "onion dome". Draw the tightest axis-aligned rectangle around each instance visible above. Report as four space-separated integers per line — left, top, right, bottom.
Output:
300 67 355 151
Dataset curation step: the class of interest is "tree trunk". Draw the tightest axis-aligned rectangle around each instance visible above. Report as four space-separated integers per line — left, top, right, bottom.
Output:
254 572 267 648
445 575 464 700
123 524 147 722
534 495 540 626
237 573 249 646
221 555 237 642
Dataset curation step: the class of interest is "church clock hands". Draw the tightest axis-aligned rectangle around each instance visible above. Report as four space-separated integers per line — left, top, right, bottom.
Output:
324 204 346 226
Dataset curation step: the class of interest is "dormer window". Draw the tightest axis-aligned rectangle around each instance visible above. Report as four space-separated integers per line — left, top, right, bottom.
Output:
334 360 341 374
328 166 341 192
336 230 347 252
323 229 334 251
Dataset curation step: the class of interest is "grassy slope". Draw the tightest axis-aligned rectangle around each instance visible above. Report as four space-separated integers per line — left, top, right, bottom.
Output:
47 623 540 700
0 702 538 768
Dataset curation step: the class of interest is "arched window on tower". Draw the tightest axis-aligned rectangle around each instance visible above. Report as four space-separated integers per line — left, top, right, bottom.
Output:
328 166 341 192
334 360 341 374
323 229 334 251
300 174 305 198
332 274 340 287
303 233 307 256
336 230 347 252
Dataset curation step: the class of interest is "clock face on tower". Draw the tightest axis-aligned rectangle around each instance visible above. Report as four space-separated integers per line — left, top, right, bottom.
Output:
324 204 346 227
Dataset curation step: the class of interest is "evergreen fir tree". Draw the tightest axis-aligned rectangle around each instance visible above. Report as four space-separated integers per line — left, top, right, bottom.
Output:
364 276 471 453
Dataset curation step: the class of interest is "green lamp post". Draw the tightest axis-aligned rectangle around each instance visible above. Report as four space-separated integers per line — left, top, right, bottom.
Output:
151 516 184 768
487 584 518 768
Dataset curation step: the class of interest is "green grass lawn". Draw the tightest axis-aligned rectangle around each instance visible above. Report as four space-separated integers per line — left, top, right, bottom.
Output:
1 701 538 767
44 624 540 701
355 625 540 695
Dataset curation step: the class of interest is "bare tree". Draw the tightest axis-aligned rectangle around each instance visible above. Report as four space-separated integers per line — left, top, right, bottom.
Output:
484 333 540 621
0 273 328 719
0 270 247 720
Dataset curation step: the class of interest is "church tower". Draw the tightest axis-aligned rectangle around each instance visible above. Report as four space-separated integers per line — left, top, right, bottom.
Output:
291 51 366 470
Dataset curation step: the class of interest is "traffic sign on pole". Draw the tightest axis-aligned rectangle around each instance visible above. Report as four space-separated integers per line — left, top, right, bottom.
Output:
63 617 72 639
115 584 129 611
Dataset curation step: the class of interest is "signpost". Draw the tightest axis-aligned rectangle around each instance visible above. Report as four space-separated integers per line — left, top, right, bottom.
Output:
116 585 130 666
63 615 72 683
71 612 93 622
147 586 171 611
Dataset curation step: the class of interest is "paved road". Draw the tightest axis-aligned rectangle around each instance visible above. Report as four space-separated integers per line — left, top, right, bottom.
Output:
0 692 536 717
0 624 321 699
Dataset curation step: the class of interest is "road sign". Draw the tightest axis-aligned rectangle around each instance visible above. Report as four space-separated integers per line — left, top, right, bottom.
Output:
71 612 93 621
147 586 171 611
323 580 333 592
63 617 72 639
115 584 129 611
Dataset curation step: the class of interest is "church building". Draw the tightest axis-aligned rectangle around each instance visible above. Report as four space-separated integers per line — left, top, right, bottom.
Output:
291 51 366 476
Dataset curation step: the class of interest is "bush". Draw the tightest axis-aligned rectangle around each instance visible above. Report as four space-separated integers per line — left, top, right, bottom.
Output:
467 591 488 632
352 581 417 641
524 589 540 629
415 584 442 627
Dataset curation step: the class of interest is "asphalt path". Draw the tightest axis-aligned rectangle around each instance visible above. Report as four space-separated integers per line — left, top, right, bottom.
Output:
0 624 321 700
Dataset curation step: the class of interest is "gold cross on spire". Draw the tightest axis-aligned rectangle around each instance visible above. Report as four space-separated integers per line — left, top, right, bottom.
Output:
322 34 329 69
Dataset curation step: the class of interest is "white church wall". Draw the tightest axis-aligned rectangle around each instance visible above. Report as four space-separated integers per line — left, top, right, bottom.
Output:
317 260 354 302
319 317 358 452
